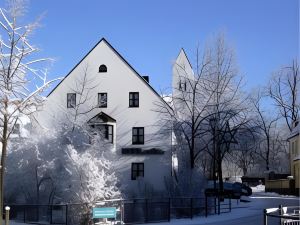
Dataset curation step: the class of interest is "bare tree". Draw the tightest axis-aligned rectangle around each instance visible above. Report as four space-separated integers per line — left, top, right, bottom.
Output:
200 35 249 192
268 60 299 131
0 1 59 221
67 65 99 131
157 34 248 194
228 128 257 176
251 90 281 171
157 46 214 174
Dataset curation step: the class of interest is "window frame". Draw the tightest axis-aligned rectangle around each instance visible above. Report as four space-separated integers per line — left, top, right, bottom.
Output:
99 64 107 73
67 93 76 108
105 125 113 143
129 92 139 108
131 162 144 180
91 124 114 144
179 80 187 91
98 93 108 108
132 127 144 145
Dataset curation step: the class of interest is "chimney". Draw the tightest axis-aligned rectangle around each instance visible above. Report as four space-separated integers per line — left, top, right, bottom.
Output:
142 76 149 83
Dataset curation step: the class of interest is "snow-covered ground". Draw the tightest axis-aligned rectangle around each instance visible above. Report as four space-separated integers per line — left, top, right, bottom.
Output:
8 186 300 225
137 186 299 225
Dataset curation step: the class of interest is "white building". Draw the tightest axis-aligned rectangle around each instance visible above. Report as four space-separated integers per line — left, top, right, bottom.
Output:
33 38 172 195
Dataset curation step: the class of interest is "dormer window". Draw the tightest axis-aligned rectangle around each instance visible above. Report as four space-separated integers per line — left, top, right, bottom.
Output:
99 64 107 73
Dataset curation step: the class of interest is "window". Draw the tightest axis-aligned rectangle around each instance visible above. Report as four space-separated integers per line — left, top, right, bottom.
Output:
129 92 139 107
91 124 113 143
105 125 113 143
99 64 107 73
179 80 186 91
67 93 76 108
131 163 144 180
98 93 107 108
132 127 144 145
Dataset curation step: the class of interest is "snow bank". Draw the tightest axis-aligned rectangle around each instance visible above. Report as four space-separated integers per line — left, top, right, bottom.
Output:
251 184 265 193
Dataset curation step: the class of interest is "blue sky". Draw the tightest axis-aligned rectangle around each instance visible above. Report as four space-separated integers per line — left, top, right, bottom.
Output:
6 0 299 93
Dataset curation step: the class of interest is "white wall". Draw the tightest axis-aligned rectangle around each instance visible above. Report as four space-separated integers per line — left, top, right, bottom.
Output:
34 39 171 193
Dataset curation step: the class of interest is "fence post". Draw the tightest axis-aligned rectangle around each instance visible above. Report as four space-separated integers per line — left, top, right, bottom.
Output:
50 205 53 224
168 198 171 222
264 209 267 225
145 199 148 223
218 196 220 215
279 205 282 225
23 206 26 223
5 206 10 225
65 205 68 225
214 196 217 214
190 198 193 219
205 194 208 217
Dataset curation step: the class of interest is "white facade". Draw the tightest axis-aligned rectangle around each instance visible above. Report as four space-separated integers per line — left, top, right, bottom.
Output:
34 38 172 194
172 49 195 121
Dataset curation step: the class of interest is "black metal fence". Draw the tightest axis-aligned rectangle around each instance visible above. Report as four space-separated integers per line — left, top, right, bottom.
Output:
264 205 300 225
6 195 233 225
8 204 68 224
101 196 232 224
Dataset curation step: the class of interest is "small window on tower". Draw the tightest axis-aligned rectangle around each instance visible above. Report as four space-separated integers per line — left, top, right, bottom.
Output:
99 65 107 73
67 93 76 108
178 80 187 91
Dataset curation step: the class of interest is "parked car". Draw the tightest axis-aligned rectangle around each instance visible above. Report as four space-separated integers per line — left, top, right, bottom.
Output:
206 181 252 199
232 182 252 196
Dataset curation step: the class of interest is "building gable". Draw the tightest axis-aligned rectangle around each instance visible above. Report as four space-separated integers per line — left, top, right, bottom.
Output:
47 38 170 110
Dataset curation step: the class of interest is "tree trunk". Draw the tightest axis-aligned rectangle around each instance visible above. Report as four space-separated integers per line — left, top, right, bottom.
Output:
243 167 247 176
266 137 270 171
0 112 8 225
190 139 195 169
217 152 223 193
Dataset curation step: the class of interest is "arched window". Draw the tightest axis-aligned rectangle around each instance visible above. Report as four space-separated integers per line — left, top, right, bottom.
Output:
99 64 107 73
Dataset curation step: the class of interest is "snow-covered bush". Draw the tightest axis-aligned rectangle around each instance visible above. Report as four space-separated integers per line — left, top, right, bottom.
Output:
6 125 120 225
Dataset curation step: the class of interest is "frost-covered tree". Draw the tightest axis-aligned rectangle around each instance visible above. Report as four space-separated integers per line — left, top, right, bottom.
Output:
201 34 249 192
250 90 283 171
158 33 248 194
64 135 120 225
0 1 59 221
268 60 299 131
227 127 257 176
6 124 120 224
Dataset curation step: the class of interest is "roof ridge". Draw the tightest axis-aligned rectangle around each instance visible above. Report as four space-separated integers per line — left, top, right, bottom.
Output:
47 38 172 111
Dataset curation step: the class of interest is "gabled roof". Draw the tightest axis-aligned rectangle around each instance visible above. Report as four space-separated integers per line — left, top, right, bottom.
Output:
47 38 172 110
87 112 116 124
176 48 193 70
